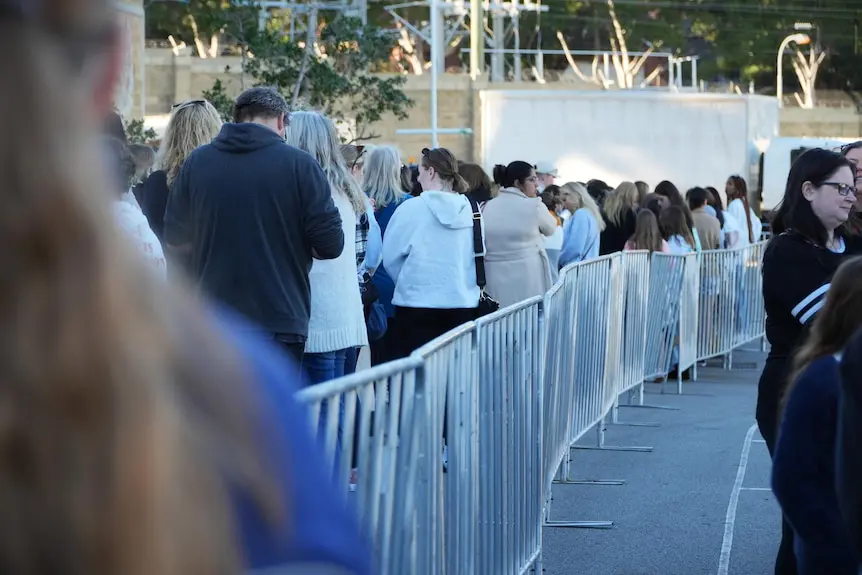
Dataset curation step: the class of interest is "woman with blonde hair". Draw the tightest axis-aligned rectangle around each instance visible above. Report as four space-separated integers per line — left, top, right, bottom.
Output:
0 1 370 573
141 99 222 241
362 145 412 364
339 143 382 373
287 111 368 383
559 181 605 267
600 181 639 254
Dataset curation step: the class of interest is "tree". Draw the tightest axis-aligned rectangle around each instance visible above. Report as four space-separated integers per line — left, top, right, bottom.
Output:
201 79 236 122
126 119 158 144
228 13 412 142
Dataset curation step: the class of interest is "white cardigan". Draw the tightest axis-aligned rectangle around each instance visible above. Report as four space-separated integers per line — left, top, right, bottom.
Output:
306 191 369 353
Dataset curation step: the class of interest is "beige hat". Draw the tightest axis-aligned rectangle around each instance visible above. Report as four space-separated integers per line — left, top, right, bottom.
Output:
535 161 558 176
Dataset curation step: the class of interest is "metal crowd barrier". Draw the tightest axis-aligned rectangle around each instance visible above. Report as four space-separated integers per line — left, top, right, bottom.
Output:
295 240 768 574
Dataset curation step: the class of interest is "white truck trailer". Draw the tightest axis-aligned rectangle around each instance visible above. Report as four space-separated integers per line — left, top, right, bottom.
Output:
480 90 779 203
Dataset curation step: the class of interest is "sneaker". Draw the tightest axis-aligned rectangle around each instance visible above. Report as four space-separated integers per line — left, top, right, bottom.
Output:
348 468 358 492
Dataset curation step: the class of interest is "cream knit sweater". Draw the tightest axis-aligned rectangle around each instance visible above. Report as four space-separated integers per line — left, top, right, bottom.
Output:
305 190 369 353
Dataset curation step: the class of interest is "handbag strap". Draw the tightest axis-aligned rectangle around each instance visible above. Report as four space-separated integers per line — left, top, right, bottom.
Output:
467 197 487 289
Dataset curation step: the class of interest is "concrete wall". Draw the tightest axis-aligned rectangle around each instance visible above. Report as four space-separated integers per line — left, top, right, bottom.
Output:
115 0 146 119
144 49 862 159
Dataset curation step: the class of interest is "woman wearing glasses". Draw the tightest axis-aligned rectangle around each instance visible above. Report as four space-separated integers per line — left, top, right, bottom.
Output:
141 99 222 242
839 142 862 248
758 148 856 575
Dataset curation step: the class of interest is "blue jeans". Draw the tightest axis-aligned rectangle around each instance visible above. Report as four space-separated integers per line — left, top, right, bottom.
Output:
305 349 350 473
305 348 349 386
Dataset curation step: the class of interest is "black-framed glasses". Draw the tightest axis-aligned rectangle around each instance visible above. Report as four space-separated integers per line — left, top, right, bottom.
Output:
821 181 859 197
171 99 206 110
836 141 862 155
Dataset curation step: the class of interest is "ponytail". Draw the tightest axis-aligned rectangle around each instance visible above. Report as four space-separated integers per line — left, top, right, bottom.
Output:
492 164 507 186
494 161 534 188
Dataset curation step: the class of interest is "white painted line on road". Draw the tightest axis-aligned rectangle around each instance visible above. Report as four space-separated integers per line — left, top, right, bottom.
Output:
740 487 772 492
717 423 758 575
752 439 766 444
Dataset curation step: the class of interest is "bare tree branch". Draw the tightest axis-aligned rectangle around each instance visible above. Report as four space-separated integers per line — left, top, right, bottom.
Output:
606 0 631 87
557 31 604 87
292 10 319 108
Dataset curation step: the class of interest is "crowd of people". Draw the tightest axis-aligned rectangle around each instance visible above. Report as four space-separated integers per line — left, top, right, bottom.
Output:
6 0 862 572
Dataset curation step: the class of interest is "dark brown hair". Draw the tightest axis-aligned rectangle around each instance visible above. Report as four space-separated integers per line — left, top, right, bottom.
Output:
421 147 467 193
660 205 695 249
0 2 280 573
786 257 862 409
458 162 494 200
629 209 665 252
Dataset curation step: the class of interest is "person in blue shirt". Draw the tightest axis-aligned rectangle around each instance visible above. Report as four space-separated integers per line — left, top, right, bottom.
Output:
558 181 604 268
0 1 371 573
772 256 862 575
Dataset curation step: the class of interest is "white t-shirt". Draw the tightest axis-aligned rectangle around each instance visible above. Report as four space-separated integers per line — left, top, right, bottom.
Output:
114 195 167 279
727 199 762 246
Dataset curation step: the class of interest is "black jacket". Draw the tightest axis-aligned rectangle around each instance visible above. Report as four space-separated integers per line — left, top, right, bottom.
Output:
164 122 343 339
140 169 170 242
837 330 862 558
757 231 848 435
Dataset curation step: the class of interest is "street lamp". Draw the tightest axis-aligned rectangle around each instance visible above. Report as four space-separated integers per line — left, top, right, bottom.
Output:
777 33 811 108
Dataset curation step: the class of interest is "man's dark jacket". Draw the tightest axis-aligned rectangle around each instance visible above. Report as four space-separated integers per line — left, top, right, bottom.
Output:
164 122 343 339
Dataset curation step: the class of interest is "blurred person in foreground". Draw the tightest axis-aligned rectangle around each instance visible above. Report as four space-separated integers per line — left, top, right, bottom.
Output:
0 1 370 573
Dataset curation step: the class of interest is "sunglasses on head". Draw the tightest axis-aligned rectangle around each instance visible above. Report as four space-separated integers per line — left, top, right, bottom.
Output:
171 99 206 110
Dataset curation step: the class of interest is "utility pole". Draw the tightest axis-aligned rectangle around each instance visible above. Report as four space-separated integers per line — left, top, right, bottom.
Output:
469 0 484 79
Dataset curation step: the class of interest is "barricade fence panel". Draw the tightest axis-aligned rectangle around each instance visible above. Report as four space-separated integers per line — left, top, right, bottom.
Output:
541 264 580 493
297 241 769 574
678 252 701 377
618 251 650 397
295 358 426 575
475 298 544 574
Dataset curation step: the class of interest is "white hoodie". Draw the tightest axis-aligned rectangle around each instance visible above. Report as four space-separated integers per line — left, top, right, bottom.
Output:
382 190 481 310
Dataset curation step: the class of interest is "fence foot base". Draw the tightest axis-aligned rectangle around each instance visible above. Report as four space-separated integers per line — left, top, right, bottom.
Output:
554 478 625 486
574 445 654 453
545 520 614 529
612 420 661 428
621 404 681 411
626 405 680 411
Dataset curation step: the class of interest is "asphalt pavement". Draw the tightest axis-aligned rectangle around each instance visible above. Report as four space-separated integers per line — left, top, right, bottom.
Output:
540 346 780 575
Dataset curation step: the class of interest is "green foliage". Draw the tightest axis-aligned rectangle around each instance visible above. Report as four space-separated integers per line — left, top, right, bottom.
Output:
542 0 862 89
126 119 157 144
240 15 412 141
201 78 236 122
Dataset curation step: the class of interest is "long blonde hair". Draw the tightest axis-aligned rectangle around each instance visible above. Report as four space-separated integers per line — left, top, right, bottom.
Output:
155 99 222 187
0 2 278 572
604 181 639 227
286 111 365 214
363 145 404 208
561 181 606 231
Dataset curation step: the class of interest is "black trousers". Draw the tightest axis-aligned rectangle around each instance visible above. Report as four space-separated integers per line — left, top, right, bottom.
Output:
757 357 798 575
385 306 476 361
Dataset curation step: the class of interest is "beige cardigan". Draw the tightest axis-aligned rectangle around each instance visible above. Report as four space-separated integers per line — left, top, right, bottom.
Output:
480 187 557 307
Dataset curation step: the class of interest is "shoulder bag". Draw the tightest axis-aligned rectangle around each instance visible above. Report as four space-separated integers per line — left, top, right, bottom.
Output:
467 197 500 318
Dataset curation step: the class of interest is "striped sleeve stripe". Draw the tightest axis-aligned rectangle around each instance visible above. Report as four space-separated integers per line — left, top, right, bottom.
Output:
792 283 830 324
